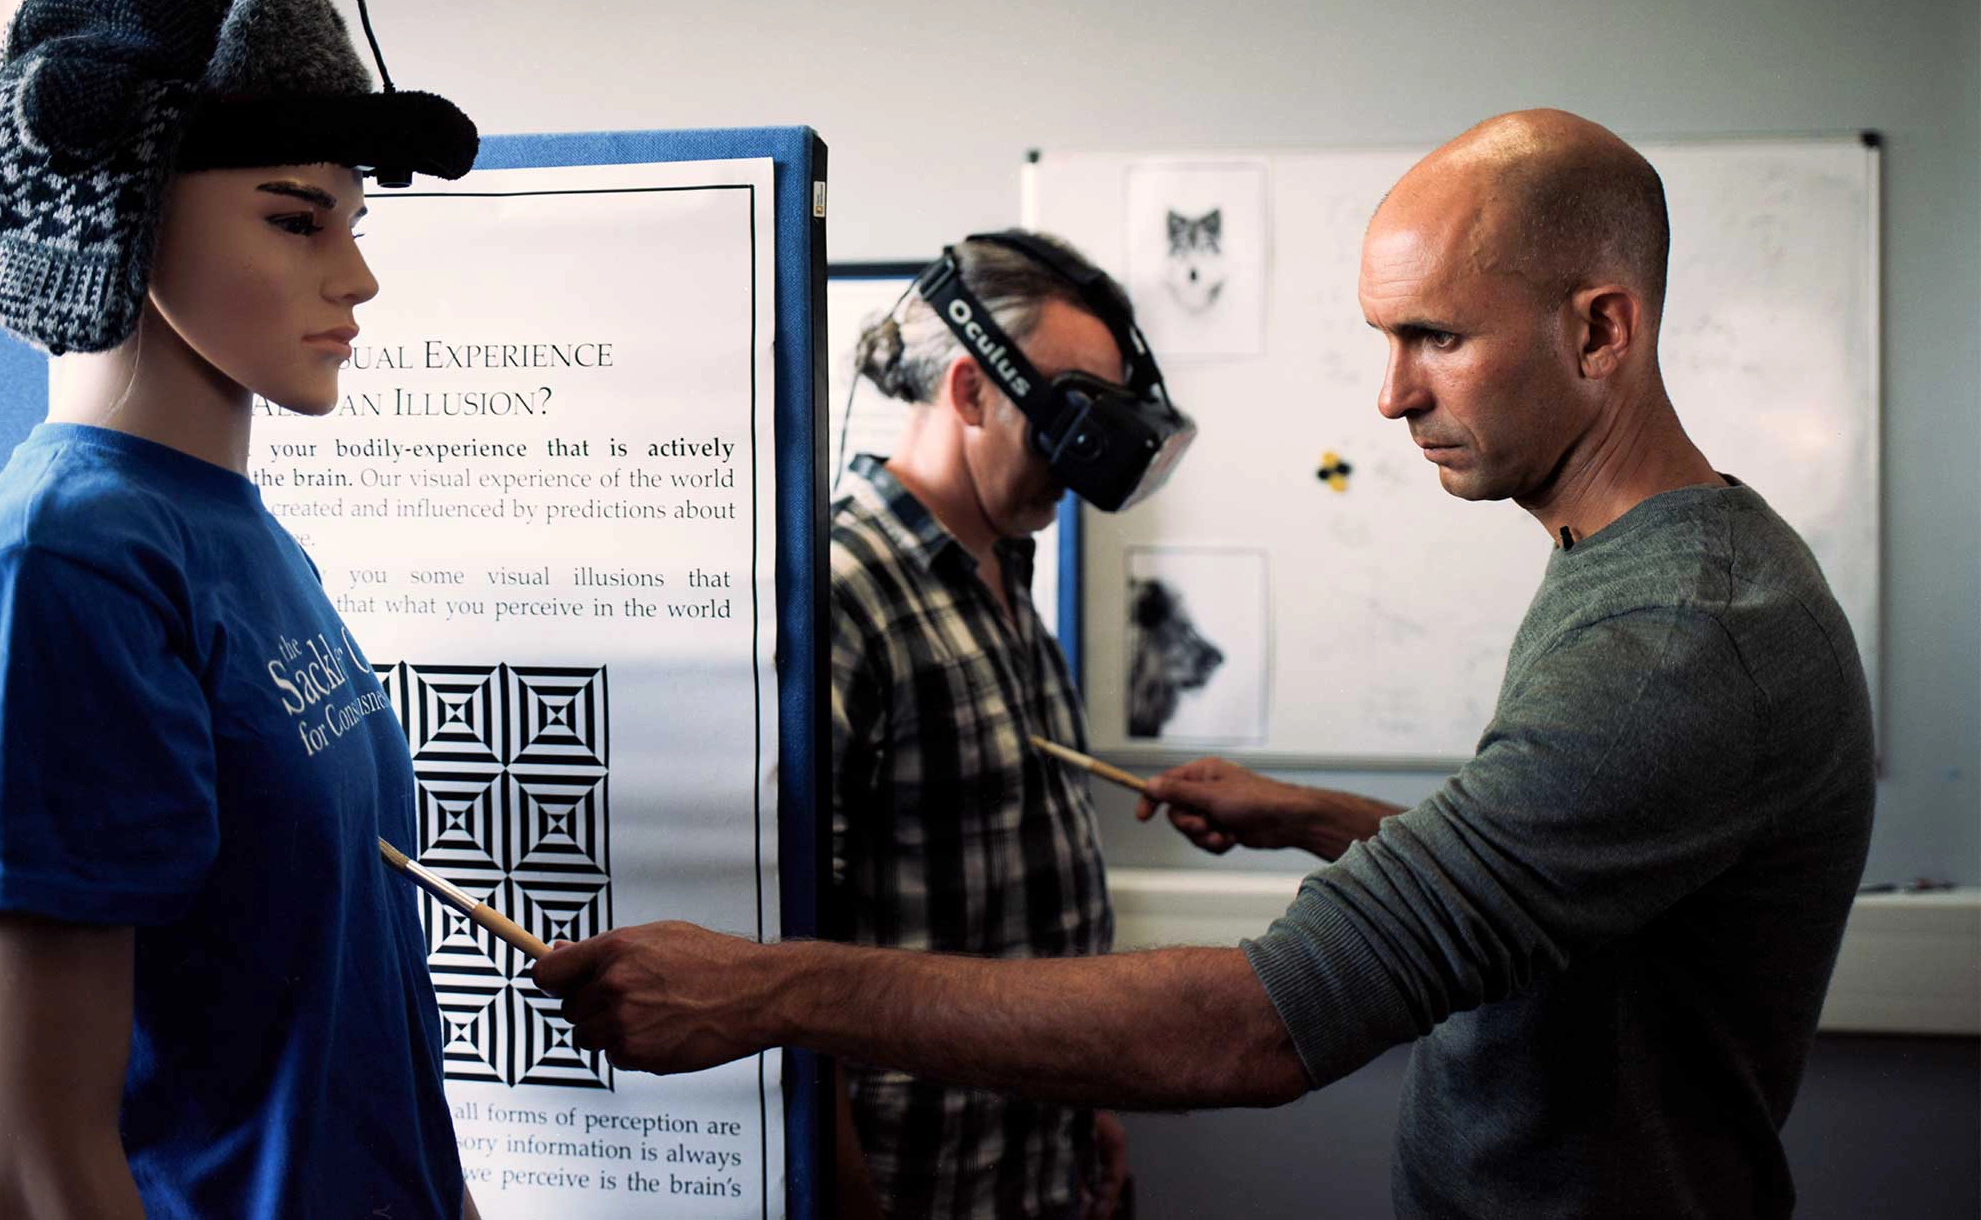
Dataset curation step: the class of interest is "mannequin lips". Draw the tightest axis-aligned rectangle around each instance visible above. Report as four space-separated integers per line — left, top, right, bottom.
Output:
303 325 358 357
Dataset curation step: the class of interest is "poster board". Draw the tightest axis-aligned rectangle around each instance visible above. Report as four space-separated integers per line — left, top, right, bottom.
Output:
824 261 1074 648
0 126 829 1220
1026 136 1881 765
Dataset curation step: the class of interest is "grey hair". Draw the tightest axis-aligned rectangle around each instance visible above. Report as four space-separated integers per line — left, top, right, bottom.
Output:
853 232 1125 405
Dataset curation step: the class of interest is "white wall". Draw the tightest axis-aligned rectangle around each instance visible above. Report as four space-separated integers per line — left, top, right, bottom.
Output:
343 0 1978 882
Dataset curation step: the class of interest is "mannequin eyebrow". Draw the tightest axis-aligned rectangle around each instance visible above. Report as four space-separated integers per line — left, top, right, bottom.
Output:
256 182 338 209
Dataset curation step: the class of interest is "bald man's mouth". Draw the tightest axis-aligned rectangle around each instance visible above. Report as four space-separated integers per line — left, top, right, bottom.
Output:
1412 436 1468 469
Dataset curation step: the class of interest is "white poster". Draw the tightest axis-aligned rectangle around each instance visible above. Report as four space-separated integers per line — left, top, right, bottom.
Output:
251 158 784 1217
1124 546 1269 744
1124 160 1270 358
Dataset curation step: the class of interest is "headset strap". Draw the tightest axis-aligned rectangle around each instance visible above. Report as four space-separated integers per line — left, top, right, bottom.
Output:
913 248 1093 462
962 230 1163 394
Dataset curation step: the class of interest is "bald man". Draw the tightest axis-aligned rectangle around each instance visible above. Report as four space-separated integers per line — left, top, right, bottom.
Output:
534 111 1873 1219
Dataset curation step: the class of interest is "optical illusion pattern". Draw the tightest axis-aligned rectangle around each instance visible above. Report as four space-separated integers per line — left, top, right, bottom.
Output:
375 662 614 1090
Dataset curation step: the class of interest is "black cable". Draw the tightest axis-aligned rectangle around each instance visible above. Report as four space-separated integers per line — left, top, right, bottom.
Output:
832 277 920 493
356 0 396 92
831 357 859 493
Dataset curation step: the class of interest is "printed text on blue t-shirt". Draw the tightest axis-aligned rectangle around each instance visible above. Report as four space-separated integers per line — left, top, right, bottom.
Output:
266 628 394 756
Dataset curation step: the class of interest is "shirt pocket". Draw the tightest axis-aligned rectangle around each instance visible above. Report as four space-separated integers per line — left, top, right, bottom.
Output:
887 648 1027 840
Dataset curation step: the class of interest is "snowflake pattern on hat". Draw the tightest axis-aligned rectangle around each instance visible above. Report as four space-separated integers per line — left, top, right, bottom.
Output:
0 0 474 355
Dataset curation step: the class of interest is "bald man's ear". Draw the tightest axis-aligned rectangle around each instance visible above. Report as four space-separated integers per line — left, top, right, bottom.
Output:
1572 286 1643 381
942 355 993 428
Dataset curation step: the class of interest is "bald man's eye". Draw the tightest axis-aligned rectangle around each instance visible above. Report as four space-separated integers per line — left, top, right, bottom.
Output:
1398 325 1460 351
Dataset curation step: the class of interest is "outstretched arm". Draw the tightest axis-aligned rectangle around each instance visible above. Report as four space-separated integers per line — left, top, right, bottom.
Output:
536 928 1308 1112
0 914 144 1219
1137 757 1403 859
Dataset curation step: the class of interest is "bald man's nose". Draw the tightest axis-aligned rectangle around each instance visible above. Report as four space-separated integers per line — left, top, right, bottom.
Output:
1376 347 1428 419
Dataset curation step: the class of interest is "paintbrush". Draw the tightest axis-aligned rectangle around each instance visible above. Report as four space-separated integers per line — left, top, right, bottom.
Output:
377 837 551 960
1028 735 1150 794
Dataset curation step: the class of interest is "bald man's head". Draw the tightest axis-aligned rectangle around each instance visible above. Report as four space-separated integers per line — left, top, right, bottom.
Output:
1382 109 1670 318
1358 111 1678 507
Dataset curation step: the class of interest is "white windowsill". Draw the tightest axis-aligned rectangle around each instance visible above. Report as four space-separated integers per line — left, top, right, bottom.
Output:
1107 868 1981 1037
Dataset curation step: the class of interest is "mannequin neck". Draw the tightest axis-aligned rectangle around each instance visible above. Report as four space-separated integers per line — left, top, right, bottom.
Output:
47 304 257 474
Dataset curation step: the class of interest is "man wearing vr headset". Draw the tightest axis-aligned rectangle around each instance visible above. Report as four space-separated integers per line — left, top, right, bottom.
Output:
816 231 1187 1220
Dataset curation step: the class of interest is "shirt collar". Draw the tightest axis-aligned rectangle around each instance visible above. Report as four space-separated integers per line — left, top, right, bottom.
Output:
842 453 1038 580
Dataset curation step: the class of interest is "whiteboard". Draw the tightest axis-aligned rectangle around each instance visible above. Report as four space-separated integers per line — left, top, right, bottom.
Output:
825 263 1065 640
1026 136 1880 764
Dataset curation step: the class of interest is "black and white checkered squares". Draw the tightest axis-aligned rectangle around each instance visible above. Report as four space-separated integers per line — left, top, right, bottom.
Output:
375 662 615 1090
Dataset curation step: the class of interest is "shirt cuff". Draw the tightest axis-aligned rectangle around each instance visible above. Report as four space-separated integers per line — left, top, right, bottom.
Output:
1242 869 1426 1087
0 869 203 926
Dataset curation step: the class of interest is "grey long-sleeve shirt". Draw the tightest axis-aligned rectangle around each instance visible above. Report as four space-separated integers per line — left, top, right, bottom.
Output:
1245 479 1873 1219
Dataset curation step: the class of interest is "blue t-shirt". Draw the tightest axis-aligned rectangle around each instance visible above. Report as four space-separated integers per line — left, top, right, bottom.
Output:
0 424 463 1218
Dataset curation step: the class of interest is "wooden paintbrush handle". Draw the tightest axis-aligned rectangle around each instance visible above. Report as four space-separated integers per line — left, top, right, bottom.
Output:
471 903 551 960
1084 755 1150 794
380 837 553 960
1030 734 1150 793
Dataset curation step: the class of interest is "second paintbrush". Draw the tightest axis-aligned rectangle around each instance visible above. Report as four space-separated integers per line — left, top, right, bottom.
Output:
1028 735 1150 794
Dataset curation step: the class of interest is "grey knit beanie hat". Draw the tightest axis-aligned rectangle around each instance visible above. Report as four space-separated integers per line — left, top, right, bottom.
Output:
0 0 478 355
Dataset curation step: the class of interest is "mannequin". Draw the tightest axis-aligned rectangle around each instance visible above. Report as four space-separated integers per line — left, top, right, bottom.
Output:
0 3 482 1217
50 163 377 468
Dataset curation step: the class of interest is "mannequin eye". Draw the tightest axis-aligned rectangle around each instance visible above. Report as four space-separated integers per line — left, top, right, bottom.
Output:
268 212 326 237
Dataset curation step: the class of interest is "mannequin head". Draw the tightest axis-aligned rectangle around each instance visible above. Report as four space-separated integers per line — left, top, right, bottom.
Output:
146 162 377 415
6 0 475 471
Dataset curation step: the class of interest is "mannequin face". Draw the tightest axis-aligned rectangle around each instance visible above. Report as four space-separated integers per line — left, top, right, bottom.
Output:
146 163 378 415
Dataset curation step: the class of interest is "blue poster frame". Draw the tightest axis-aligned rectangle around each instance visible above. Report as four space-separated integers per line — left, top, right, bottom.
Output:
0 126 831 1220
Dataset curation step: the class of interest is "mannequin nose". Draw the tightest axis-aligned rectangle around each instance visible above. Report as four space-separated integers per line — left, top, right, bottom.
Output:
331 236 380 307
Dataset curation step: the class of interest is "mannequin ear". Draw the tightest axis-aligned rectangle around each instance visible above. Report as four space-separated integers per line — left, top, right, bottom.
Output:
941 354 992 428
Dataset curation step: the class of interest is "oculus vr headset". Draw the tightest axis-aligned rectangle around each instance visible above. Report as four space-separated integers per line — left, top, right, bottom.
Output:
914 231 1196 512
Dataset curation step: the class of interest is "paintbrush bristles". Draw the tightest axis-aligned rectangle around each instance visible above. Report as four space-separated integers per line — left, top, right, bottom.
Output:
377 837 411 870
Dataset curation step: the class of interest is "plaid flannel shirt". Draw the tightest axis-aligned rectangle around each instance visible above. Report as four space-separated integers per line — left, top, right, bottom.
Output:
830 455 1113 1219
